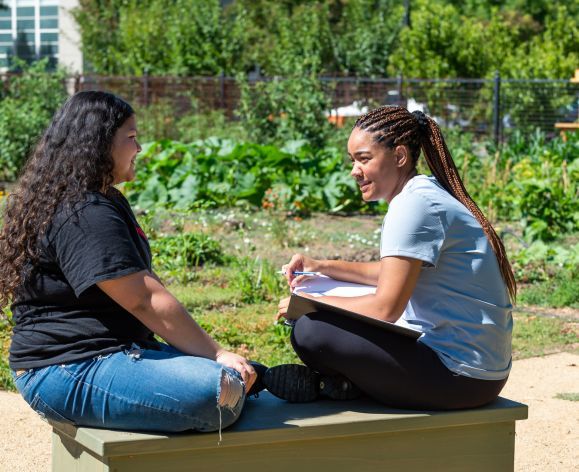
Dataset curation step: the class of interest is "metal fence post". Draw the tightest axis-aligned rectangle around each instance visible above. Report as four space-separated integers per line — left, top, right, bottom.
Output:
397 73 403 106
219 71 225 110
493 71 501 145
143 67 149 107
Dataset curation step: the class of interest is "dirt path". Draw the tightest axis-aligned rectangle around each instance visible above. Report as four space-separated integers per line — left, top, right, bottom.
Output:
0 351 577 472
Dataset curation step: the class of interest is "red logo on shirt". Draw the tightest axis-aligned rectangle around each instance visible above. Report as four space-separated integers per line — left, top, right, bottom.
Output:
136 226 148 241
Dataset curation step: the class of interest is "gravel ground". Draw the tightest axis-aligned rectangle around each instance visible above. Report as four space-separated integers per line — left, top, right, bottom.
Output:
0 351 577 472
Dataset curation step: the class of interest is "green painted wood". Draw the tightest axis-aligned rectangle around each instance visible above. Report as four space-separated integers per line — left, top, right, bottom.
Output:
51 393 527 472
103 423 517 472
52 431 108 472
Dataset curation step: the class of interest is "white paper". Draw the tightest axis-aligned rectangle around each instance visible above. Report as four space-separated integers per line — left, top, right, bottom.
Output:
292 275 420 333
292 275 376 297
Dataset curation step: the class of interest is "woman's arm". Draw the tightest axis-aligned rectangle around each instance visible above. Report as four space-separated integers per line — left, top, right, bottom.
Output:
97 270 256 387
280 256 422 323
284 253 381 287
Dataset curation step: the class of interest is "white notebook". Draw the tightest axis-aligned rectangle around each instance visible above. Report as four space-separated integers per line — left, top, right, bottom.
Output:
292 274 377 298
289 275 422 339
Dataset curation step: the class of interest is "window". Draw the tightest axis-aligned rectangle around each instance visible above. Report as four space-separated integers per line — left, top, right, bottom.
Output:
0 0 59 69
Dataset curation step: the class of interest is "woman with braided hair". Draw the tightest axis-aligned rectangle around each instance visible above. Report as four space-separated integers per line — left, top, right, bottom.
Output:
270 105 515 409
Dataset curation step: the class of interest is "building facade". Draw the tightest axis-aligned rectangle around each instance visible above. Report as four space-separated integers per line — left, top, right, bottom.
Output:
0 0 81 73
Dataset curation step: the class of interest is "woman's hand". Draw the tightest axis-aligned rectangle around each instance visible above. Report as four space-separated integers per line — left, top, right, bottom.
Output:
282 253 320 289
276 296 291 321
275 292 315 322
215 350 257 392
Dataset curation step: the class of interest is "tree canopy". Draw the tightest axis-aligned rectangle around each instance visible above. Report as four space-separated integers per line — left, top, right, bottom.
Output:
73 0 578 78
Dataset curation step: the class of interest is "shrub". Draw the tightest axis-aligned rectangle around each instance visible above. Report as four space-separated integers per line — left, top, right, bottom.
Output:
0 60 67 180
149 232 224 283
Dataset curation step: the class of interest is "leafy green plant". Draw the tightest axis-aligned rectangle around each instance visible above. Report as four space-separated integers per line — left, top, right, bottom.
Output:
149 232 224 283
125 138 363 214
237 75 333 149
230 256 286 304
519 270 579 309
74 0 249 75
0 59 67 180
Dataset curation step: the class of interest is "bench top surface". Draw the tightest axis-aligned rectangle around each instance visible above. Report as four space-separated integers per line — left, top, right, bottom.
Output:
52 392 527 457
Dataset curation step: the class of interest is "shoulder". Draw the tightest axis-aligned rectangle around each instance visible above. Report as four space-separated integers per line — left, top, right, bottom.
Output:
48 192 125 238
389 176 445 213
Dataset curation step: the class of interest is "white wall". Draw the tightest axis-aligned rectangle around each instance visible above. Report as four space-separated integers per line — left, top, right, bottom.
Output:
58 0 81 74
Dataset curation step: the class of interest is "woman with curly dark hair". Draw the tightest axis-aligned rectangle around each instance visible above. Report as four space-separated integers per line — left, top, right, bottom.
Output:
0 91 256 433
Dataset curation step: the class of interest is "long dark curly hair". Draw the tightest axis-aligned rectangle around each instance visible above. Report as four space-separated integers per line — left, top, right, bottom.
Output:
0 91 134 310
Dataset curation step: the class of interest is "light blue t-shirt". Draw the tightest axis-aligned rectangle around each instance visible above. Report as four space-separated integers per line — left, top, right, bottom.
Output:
380 175 512 380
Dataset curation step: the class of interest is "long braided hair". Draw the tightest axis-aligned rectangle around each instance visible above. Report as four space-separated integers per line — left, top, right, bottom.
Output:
0 91 134 310
355 105 516 303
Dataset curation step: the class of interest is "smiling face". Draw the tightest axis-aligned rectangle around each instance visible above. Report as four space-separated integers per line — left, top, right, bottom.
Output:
111 114 141 185
347 127 415 203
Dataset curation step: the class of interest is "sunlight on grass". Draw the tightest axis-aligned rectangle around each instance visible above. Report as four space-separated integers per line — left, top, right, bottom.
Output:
512 312 578 360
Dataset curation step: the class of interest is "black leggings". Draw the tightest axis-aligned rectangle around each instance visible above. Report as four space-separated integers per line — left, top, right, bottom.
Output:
290 311 508 410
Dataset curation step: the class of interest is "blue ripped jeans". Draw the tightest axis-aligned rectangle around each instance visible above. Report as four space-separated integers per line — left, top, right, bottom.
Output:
11 343 246 433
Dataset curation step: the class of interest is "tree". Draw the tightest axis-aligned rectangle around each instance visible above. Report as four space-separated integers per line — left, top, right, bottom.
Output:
74 0 249 75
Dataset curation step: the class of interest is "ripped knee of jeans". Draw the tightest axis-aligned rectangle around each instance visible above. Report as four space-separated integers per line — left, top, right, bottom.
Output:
218 370 244 410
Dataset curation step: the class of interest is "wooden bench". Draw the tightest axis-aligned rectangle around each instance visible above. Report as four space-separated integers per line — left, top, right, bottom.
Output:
50 391 527 472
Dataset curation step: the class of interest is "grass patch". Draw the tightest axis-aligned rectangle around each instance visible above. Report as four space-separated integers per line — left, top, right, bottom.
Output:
0 319 15 391
512 312 578 359
554 392 579 401
519 271 579 309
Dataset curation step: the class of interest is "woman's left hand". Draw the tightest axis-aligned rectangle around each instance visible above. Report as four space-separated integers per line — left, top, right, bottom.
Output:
215 350 257 392
275 292 315 322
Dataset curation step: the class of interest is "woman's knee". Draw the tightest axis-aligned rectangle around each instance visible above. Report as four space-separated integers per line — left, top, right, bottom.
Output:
291 314 333 357
196 368 245 432
291 315 316 352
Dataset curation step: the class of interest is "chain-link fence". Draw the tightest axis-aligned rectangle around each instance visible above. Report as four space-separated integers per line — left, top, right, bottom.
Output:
74 74 579 143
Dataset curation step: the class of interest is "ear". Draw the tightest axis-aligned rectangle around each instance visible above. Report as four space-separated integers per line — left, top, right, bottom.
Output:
394 145 410 168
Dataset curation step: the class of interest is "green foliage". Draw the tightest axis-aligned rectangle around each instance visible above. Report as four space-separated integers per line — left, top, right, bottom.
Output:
512 311 578 359
237 75 333 149
511 238 579 309
135 98 249 144
124 139 362 214
511 241 579 283
125 131 577 244
149 232 224 283
388 0 577 79
500 5 579 79
0 312 14 391
0 59 67 180
230 257 286 304
389 0 514 79
330 0 404 76
451 130 579 242
74 0 249 75
73 0 578 80
519 270 579 309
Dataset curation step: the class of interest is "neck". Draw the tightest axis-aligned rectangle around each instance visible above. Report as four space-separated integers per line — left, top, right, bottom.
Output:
386 168 417 203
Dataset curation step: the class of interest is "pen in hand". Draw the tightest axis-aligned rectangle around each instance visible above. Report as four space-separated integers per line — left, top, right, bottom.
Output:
277 270 322 276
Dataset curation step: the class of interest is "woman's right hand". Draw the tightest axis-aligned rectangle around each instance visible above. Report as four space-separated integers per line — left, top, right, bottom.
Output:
282 253 320 289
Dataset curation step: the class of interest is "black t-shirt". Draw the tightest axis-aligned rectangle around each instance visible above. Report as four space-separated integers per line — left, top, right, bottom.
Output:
9 191 158 370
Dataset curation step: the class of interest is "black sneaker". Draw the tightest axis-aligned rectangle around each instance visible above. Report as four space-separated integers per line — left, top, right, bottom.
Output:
247 361 269 397
263 364 361 403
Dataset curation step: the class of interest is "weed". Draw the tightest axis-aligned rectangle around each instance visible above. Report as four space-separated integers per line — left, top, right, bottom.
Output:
554 392 579 401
